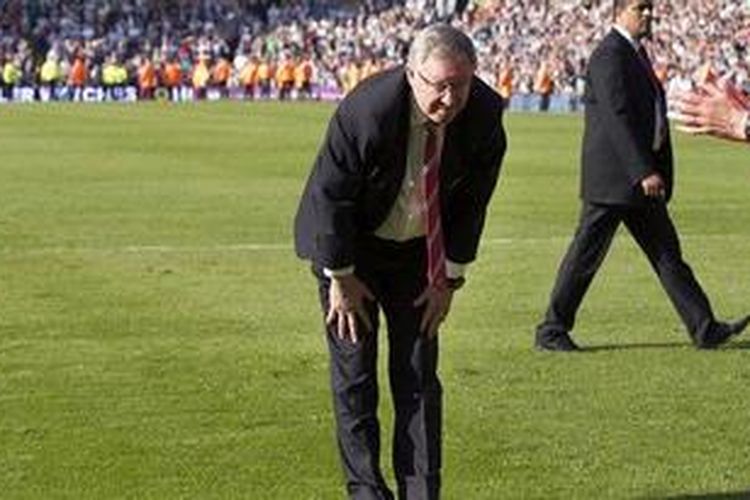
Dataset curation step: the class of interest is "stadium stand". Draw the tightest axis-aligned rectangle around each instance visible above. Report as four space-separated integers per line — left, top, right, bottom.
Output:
0 0 747 107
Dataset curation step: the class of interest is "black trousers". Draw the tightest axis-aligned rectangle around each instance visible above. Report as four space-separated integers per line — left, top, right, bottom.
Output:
537 201 716 344
314 236 441 500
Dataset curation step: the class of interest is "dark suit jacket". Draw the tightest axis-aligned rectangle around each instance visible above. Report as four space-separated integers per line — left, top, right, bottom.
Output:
581 29 673 205
294 67 506 270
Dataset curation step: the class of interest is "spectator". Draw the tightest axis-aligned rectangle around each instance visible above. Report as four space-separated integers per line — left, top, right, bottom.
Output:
533 59 554 111
293 53 314 100
256 55 274 98
239 53 259 99
39 52 61 99
496 57 513 108
161 55 183 98
275 52 295 100
192 54 211 100
137 55 157 99
67 49 88 101
211 54 232 97
2 55 22 99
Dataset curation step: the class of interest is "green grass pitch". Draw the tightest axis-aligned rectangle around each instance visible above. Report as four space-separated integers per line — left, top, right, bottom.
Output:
1 101 749 499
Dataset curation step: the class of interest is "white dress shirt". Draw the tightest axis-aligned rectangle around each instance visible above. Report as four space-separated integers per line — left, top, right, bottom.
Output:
325 99 466 279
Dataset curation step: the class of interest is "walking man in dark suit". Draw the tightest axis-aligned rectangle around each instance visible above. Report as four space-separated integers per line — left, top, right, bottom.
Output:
535 0 749 352
294 24 506 499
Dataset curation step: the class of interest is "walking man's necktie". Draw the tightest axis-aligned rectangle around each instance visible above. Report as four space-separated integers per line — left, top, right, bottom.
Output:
423 126 446 287
637 45 667 149
637 46 662 91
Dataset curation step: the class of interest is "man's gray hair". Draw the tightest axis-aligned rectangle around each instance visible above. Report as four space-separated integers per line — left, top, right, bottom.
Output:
407 24 477 68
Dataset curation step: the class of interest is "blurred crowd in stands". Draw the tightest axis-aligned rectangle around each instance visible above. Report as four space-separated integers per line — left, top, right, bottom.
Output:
0 0 747 108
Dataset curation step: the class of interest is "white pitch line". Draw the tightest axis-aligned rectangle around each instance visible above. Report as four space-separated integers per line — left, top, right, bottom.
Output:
120 243 293 252
0 234 746 256
0 243 293 256
0 238 530 256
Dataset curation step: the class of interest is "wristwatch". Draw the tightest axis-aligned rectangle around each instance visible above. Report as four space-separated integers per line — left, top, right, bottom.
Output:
446 276 466 291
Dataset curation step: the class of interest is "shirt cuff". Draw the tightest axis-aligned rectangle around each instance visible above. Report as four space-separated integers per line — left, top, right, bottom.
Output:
323 266 355 278
446 260 468 280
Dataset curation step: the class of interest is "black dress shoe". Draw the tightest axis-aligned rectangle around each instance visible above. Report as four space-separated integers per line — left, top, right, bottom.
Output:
535 332 581 352
696 315 750 349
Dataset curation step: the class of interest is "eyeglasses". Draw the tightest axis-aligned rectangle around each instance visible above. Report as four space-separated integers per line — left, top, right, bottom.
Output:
412 67 472 96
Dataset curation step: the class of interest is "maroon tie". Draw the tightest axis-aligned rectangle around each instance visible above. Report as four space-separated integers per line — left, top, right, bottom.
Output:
637 46 663 94
423 126 446 287
637 45 667 146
